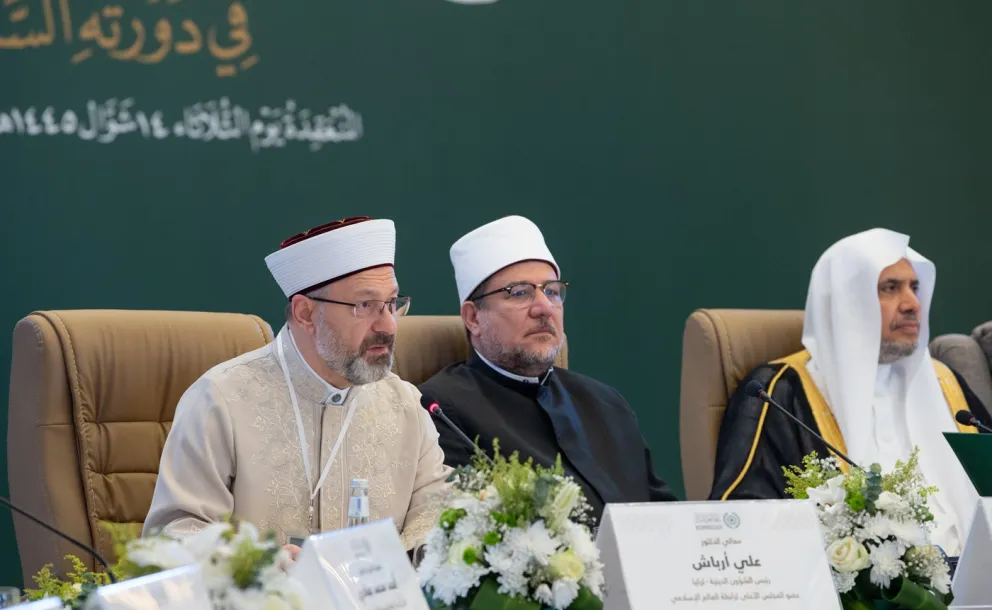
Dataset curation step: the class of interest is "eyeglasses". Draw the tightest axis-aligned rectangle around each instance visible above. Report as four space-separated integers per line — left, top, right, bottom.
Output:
471 280 568 307
305 294 411 319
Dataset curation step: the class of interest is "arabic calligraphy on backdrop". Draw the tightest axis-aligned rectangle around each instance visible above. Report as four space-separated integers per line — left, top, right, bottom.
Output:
0 0 257 77
0 98 364 152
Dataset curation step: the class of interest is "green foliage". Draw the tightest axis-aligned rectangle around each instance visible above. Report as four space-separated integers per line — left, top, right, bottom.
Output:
440 508 468 530
483 531 502 545
783 451 837 499
229 536 279 589
24 555 111 609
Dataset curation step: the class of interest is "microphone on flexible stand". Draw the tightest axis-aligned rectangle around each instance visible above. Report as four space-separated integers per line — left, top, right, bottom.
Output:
0 495 117 582
954 410 992 434
419 395 494 466
744 380 861 471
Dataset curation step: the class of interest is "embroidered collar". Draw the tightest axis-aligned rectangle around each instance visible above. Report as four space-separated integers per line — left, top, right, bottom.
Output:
280 326 350 406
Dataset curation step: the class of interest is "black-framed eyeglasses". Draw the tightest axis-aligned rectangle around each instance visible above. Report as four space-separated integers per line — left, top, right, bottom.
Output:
471 281 568 307
305 294 411 319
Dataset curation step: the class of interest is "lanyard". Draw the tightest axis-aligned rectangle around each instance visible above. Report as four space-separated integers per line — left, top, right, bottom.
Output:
275 333 359 533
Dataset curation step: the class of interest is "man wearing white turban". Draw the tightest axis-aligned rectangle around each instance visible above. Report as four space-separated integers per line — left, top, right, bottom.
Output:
144 217 451 558
710 228 991 556
420 215 676 525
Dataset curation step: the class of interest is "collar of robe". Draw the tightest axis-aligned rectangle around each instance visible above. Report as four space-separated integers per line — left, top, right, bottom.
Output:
280 326 351 406
467 349 553 397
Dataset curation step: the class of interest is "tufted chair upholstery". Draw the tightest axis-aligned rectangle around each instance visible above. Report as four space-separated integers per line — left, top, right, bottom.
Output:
6 310 274 582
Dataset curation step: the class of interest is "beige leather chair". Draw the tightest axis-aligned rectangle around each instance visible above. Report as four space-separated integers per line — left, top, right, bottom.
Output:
7 310 274 582
930 321 992 413
393 315 568 385
679 309 805 501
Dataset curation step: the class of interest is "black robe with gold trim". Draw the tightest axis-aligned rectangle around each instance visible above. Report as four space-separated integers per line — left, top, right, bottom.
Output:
709 351 992 501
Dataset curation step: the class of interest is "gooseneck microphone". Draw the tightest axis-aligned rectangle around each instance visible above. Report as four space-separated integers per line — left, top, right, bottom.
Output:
419 395 495 466
0 495 117 582
744 380 861 471
954 410 992 434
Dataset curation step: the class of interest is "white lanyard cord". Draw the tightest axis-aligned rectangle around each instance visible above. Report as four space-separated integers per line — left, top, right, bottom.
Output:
275 334 359 505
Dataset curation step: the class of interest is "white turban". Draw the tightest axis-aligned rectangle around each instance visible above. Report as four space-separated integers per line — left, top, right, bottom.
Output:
264 217 396 298
449 215 559 303
803 227 978 555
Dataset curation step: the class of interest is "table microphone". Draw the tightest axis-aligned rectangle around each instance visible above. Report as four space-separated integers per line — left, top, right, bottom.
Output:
0 495 116 582
954 410 992 434
744 380 861 471
419 395 494 466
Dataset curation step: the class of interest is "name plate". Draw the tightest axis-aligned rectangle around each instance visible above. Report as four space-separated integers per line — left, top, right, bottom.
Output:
17 597 65 610
291 518 428 610
595 500 840 609
84 565 211 610
950 497 992 607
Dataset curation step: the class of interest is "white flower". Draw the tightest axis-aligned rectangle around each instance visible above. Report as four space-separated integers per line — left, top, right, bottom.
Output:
183 522 234 560
869 541 906 590
875 491 908 515
549 550 585 580
534 584 553 606
807 476 846 506
859 515 926 550
518 521 560 566
582 562 605 597
126 539 196 569
831 569 857 594
447 539 478 566
561 521 598 564
929 567 951 595
545 481 581 531
550 578 580 610
825 537 870 573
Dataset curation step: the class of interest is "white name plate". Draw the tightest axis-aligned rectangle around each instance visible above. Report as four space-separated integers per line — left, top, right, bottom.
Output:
595 500 840 610
17 597 65 610
291 518 428 610
950 497 992 606
83 565 211 610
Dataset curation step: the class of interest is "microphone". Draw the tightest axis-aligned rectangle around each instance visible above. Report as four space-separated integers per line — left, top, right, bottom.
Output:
419 395 494 466
0 495 117 582
954 410 992 434
744 380 861 471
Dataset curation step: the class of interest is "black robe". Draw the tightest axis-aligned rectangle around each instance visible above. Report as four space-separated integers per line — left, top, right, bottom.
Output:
419 351 677 523
709 362 992 501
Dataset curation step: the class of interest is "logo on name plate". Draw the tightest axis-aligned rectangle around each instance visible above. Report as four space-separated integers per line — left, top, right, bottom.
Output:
723 512 741 529
694 511 741 530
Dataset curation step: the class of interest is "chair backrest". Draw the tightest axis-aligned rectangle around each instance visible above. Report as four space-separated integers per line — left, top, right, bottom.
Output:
679 308 805 501
6 310 274 582
393 315 568 386
930 320 992 414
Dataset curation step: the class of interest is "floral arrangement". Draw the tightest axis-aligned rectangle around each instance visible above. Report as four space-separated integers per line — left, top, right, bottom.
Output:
25 519 307 610
418 441 605 610
784 448 953 610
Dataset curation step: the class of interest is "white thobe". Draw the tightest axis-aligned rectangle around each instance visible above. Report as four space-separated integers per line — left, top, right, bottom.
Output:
809 361 962 554
144 325 452 549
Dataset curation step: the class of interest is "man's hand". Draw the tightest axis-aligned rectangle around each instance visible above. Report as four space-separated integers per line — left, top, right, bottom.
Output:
282 544 302 561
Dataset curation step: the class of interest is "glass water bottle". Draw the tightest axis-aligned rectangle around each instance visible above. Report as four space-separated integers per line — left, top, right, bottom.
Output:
347 478 370 527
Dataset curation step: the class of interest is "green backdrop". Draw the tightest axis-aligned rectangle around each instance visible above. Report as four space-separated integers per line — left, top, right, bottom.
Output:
3 0 991 587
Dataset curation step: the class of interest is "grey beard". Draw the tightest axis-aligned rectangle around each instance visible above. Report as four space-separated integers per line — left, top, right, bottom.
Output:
478 327 561 378
341 351 393 385
879 340 917 364
490 345 559 377
313 310 393 385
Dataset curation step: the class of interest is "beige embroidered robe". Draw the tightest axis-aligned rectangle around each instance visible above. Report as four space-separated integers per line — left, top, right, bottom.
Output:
143 326 451 549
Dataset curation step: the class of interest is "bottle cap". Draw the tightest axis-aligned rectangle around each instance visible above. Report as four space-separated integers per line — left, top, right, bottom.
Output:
350 478 369 488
